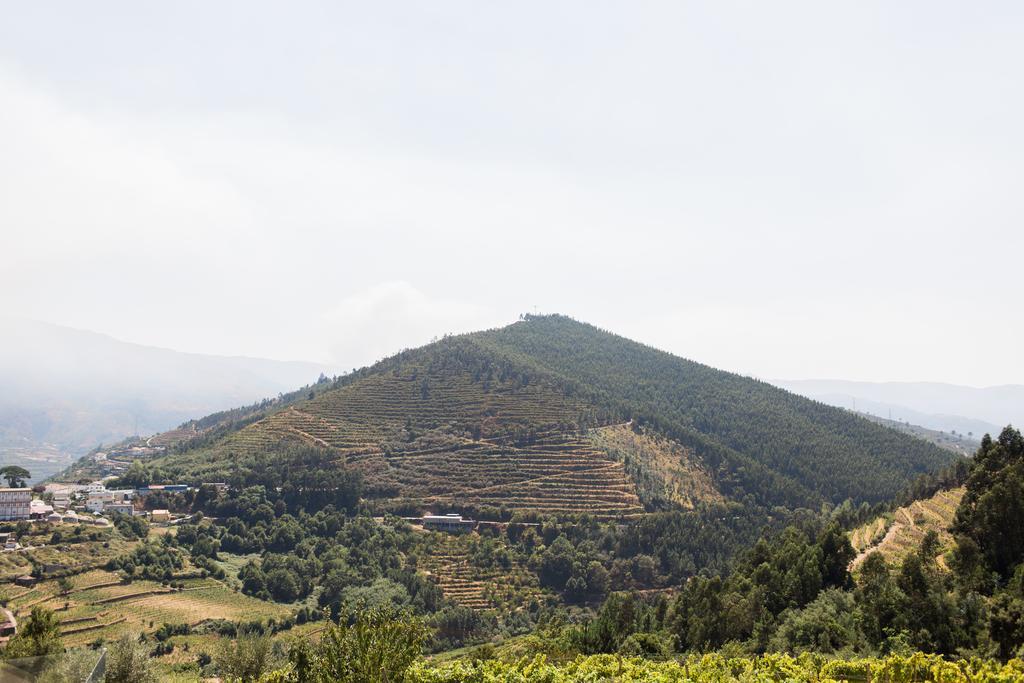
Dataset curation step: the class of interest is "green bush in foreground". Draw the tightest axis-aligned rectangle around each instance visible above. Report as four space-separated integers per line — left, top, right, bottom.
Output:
404 653 1024 683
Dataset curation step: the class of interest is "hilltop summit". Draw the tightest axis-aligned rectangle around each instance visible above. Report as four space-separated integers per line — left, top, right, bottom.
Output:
141 315 954 517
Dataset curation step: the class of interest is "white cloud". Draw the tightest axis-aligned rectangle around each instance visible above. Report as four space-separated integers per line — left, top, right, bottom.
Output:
320 282 507 369
0 3 1022 385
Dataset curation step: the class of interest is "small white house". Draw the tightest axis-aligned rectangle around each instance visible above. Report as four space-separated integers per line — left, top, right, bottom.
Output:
104 502 135 516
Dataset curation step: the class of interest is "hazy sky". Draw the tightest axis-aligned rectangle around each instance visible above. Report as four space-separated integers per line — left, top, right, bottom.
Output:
1 2 1022 386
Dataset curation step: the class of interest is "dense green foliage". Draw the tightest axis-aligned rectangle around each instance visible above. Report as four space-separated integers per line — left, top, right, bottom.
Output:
3 607 63 660
275 608 429 683
0 465 30 488
105 634 159 683
216 632 275 683
254 608 1024 682
406 653 1024 682
953 428 1024 583
557 427 1024 661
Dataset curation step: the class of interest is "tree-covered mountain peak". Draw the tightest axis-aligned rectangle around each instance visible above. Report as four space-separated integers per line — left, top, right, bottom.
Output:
134 315 955 516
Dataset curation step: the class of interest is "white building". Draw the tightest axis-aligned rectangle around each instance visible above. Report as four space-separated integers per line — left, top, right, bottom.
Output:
422 513 477 533
85 487 135 513
104 502 135 516
29 499 53 519
0 490 31 521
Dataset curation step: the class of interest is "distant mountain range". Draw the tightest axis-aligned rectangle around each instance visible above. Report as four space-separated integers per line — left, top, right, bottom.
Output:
773 379 1023 438
0 318 334 479
134 315 955 515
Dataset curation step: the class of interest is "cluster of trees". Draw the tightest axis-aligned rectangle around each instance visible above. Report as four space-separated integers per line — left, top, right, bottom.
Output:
109 474 793 653
112 446 363 516
563 426 1024 661
106 538 184 581
136 497 445 621
0 465 30 488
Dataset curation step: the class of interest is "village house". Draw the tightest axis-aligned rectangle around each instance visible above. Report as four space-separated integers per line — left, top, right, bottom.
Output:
84 487 134 513
0 609 17 642
104 502 135 516
30 499 53 519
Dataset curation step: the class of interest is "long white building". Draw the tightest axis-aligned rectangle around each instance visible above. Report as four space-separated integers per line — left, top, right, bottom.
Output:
0 489 31 521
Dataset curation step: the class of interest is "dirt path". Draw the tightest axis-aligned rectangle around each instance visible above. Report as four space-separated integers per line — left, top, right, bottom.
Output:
850 521 904 570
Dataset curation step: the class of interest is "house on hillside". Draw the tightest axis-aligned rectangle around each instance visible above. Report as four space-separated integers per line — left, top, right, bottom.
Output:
104 502 134 516
85 488 133 513
150 509 170 523
30 499 53 519
0 609 16 642
422 513 477 533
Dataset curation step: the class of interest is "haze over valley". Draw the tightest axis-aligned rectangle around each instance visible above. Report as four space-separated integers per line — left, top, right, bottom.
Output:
2 2 1023 680
0 317 332 482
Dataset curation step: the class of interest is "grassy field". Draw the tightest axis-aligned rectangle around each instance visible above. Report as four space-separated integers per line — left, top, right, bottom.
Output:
4 568 291 647
0 523 298 681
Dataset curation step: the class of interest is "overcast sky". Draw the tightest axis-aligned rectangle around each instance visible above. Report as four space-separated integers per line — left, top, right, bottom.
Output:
1 2 1021 386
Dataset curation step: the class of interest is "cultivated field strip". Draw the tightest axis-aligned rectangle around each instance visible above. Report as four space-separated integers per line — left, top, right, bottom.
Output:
419 535 541 611
176 366 645 518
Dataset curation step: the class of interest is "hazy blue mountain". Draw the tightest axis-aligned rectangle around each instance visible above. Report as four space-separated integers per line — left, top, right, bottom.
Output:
0 318 334 474
774 379 1020 438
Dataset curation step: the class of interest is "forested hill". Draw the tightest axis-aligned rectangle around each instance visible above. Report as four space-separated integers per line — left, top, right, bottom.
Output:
137 315 954 515
471 315 956 505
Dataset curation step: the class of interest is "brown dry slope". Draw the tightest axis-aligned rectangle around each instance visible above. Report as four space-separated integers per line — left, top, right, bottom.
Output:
849 487 965 570
590 423 723 509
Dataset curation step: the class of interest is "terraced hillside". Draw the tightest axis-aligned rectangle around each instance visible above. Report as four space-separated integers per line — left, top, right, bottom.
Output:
418 533 544 611
849 487 965 570
145 315 955 517
158 353 643 518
